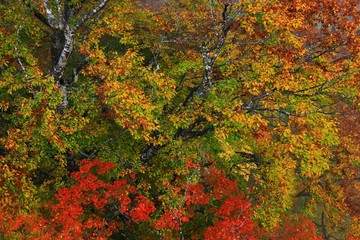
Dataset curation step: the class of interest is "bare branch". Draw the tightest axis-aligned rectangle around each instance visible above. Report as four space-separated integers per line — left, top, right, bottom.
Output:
191 4 245 100
55 0 64 29
59 85 68 108
76 149 90 158
321 212 329 240
209 0 215 20
52 24 74 81
14 26 29 80
140 144 164 164
281 73 347 97
42 0 57 28
72 0 110 32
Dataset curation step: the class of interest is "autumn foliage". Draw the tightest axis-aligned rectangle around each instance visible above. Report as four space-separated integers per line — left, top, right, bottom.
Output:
0 158 323 239
0 0 359 239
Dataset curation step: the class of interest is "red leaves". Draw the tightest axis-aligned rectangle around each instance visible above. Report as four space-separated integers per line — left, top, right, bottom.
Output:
35 159 155 238
77 158 115 175
202 168 255 239
204 197 254 240
0 158 330 239
185 183 210 206
153 163 256 238
129 196 156 222
0 211 48 239
203 166 243 200
154 207 190 231
217 197 252 217
347 237 360 240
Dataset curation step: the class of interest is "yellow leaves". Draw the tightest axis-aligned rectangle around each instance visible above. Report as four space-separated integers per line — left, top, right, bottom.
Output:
232 162 257 181
230 111 245 123
99 80 160 139
103 12 134 34
146 73 176 102
283 128 291 137
300 149 330 179
267 157 297 182
37 109 67 152
168 113 193 130
0 100 10 111
215 127 254 160
255 156 297 226
43 109 55 126
0 0 358 238
1 73 23 95
215 128 235 159
350 217 360 238
137 181 152 192
219 140 236 160
86 47 145 81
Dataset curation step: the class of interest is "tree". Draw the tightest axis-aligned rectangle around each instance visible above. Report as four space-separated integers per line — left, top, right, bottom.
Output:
0 0 359 239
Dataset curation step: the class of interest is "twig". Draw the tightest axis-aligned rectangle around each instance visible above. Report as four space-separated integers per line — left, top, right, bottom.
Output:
14 25 29 80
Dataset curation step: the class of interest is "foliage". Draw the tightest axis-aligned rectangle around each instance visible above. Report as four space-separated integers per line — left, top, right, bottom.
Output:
0 0 359 239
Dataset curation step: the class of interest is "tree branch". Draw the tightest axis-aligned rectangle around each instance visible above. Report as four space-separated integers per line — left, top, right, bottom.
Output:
23 0 52 28
140 118 213 164
42 0 57 28
187 4 242 102
14 27 29 80
73 0 110 32
321 211 329 240
52 24 74 79
55 0 64 29
140 144 164 164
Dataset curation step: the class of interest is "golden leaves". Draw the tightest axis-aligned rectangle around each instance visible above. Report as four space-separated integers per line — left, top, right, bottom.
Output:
231 162 257 181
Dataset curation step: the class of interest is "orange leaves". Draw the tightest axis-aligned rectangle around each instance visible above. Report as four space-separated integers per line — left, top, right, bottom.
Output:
4 129 21 151
59 124 77 135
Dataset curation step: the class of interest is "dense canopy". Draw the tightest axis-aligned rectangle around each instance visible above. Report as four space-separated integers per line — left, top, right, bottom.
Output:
0 0 359 239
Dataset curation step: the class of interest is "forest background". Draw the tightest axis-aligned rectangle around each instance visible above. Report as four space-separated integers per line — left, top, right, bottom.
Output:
0 0 359 239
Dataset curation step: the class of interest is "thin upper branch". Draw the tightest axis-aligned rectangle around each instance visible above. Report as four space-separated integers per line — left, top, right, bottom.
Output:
72 0 110 32
55 0 64 29
14 25 29 80
42 0 57 28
